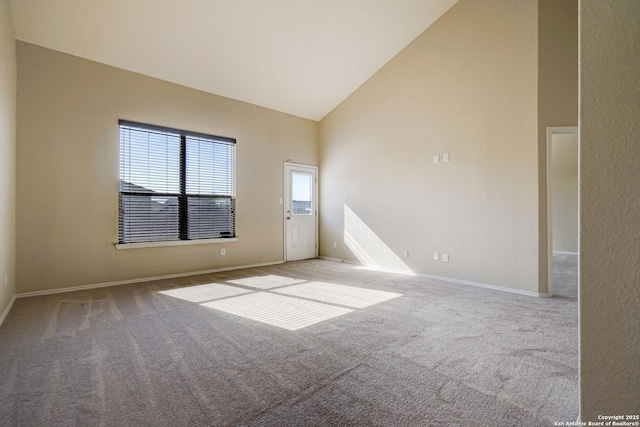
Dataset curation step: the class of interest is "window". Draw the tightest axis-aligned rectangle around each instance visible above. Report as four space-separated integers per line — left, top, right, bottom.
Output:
118 120 236 245
291 171 313 215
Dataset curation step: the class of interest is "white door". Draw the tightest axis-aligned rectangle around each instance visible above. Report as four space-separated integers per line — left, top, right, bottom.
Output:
285 163 318 261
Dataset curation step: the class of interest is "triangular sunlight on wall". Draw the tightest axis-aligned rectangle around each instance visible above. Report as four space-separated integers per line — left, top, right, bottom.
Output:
344 204 413 274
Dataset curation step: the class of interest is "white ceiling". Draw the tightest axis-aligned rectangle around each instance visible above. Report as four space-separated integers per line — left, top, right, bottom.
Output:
9 0 458 121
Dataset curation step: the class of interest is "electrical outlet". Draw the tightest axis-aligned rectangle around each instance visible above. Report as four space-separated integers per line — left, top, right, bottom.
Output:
433 154 440 164
333 241 338 249
433 252 439 261
403 250 409 258
442 253 449 263
220 248 226 256
443 153 450 163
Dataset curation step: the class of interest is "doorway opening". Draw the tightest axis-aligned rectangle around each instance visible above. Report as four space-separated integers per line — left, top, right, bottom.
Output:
546 126 579 298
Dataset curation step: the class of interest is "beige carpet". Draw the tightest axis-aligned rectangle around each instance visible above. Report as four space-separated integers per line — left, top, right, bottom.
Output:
0 256 578 426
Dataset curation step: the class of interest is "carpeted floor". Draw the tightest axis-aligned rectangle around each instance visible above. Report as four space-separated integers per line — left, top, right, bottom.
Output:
0 256 579 426
551 253 579 299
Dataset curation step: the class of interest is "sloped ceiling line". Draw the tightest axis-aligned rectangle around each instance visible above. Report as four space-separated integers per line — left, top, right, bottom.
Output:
10 0 458 120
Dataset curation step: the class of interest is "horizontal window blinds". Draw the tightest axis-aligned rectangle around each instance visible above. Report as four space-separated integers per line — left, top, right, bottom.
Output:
119 121 236 244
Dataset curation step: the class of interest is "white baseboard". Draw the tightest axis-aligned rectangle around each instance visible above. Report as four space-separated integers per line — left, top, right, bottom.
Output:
318 256 362 266
15 256 548 299
553 251 578 256
319 256 416 277
17 260 285 298
0 295 17 327
319 256 546 298
421 272 548 298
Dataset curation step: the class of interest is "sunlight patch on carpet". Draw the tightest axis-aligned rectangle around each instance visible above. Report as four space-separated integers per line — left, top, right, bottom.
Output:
201 293 353 330
273 282 402 308
226 275 306 289
159 283 251 303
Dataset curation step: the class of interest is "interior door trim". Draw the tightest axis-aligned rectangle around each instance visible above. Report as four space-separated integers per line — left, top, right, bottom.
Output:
284 161 318 262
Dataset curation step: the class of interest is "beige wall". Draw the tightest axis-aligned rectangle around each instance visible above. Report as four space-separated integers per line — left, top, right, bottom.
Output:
538 0 579 292
551 132 578 253
319 0 540 292
0 0 16 318
579 0 640 419
16 42 317 294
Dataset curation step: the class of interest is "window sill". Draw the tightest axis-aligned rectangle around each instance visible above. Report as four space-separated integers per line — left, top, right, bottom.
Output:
115 238 238 250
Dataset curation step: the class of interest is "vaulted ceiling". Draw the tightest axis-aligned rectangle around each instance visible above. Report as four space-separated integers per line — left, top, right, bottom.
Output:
9 0 458 120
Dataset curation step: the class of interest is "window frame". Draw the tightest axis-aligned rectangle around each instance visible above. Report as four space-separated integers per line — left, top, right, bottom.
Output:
116 120 237 249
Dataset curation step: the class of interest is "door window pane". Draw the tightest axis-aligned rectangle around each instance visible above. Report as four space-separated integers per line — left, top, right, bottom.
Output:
292 171 312 215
